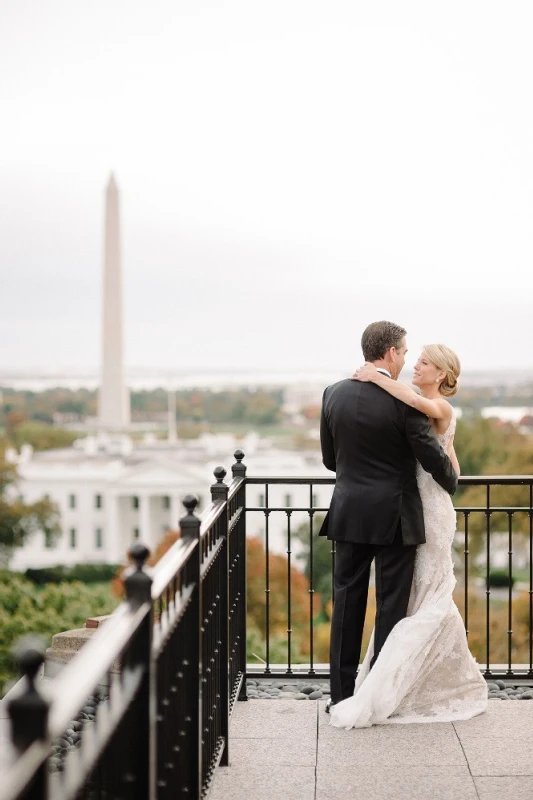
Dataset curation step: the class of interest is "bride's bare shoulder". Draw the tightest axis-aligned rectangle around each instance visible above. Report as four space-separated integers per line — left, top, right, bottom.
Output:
437 397 453 415
433 399 454 432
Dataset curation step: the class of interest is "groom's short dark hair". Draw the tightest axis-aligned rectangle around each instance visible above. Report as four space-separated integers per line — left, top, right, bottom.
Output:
361 321 407 361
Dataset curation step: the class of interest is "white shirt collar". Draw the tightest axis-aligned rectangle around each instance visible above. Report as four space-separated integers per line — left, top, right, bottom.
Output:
376 368 392 378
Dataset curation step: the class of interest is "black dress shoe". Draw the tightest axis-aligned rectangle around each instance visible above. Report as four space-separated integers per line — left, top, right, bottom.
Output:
325 698 336 714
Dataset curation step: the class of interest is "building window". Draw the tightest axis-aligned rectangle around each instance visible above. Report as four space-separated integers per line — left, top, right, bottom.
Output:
95 494 103 509
69 494 76 509
133 527 140 539
44 530 55 548
70 528 77 548
312 493 318 508
132 496 139 510
95 528 103 549
284 493 292 508
258 493 265 507
163 495 170 510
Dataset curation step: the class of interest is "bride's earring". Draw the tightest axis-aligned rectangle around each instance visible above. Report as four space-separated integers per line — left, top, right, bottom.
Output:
434 378 440 383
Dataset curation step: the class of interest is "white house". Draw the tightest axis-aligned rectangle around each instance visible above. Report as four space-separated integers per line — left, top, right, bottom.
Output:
8 432 332 570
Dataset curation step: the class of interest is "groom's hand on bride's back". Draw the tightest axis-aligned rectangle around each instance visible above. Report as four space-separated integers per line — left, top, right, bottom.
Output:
446 467 459 496
405 406 458 495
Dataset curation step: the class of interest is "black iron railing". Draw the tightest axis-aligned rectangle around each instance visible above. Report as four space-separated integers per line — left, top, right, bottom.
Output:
1 454 247 800
246 474 533 680
2 453 533 800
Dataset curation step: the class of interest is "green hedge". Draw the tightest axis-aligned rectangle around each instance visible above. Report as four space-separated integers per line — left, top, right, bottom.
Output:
24 563 120 585
0 575 120 696
487 569 515 588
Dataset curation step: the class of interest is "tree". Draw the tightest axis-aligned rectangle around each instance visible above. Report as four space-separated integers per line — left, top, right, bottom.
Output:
10 422 79 452
0 575 119 696
454 417 516 479
246 536 320 665
455 422 533 545
292 515 333 616
245 393 281 425
0 452 60 567
111 528 181 598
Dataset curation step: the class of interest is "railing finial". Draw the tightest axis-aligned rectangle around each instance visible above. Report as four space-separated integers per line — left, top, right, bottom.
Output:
180 494 201 538
129 541 150 570
232 449 246 478
8 636 50 752
125 542 153 608
211 466 229 503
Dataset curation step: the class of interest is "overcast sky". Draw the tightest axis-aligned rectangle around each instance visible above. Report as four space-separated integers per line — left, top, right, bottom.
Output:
1 0 532 376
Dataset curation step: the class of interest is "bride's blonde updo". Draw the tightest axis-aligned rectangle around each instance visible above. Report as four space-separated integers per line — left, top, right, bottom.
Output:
423 344 461 397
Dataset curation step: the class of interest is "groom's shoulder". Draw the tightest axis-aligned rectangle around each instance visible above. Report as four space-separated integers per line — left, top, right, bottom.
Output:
325 378 402 401
323 378 357 398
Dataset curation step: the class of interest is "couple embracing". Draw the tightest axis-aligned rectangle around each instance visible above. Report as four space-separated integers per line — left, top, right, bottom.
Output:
319 320 487 729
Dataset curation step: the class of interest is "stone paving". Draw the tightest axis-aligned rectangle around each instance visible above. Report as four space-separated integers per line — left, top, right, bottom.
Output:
209 694 533 800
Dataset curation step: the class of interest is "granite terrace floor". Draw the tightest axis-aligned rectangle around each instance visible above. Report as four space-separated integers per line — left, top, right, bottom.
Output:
209 699 533 800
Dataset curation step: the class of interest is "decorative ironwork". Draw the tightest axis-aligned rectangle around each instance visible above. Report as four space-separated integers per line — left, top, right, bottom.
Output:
1 456 247 800
3 460 533 800
245 475 533 680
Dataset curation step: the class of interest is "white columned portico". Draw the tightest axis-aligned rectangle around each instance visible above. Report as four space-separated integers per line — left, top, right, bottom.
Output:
106 493 123 562
139 493 151 547
170 495 181 531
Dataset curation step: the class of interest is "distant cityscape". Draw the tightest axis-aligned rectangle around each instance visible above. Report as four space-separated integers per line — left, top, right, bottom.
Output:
1 366 533 392
2 175 532 576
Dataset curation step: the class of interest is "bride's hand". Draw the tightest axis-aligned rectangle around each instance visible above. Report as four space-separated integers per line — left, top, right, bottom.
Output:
351 362 379 382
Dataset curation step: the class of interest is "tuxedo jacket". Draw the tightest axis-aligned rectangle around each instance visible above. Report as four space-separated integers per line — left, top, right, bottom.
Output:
319 378 458 545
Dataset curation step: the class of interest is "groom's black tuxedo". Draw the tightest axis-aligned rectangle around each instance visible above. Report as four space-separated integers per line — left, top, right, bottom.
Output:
320 377 458 704
319 378 457 545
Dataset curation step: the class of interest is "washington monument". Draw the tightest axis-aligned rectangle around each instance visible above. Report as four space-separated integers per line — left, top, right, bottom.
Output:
99 174 130 428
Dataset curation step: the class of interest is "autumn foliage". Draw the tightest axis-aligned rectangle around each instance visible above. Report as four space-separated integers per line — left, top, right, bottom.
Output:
246 536 328 664
111 528 181 598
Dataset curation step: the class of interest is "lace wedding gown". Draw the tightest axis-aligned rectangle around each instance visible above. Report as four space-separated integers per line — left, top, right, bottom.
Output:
330 415 488 729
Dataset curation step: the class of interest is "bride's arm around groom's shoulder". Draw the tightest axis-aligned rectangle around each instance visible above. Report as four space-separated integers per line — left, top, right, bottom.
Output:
352 364 452 424
351 362 459 485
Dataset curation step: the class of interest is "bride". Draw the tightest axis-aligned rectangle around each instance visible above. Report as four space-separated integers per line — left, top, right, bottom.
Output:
330 344 488 729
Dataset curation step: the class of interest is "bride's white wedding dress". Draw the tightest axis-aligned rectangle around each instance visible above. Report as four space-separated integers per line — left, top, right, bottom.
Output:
330 414 488 729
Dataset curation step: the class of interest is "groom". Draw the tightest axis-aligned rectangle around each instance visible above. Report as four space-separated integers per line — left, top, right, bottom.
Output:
319 320 458 712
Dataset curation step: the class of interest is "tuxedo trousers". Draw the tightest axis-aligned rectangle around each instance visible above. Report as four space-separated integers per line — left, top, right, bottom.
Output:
329 526 417 704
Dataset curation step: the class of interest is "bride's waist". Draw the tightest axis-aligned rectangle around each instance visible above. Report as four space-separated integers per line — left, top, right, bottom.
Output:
416 465 447 490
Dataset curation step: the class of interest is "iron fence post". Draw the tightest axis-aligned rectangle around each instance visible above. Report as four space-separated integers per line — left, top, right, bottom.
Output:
211 467 230 766
7 637 50 800
124 542 153 800
232 450 248 700
180 494 202 798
